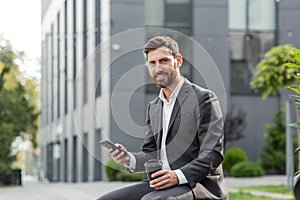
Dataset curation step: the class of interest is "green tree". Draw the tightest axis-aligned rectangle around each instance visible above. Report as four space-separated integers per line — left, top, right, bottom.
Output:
250 44 300 172
0 37 38 176
250 44 297 99
284 47 300 173
260 107 298 174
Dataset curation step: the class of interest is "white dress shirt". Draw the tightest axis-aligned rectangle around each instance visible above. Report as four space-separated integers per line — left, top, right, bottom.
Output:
127 77 188 184
157 77 188 184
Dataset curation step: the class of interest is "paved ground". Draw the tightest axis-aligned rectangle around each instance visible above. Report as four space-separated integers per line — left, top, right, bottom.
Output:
0 175 293 200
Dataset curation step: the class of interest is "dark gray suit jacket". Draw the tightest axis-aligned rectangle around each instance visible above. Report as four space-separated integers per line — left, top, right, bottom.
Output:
133 79 228 199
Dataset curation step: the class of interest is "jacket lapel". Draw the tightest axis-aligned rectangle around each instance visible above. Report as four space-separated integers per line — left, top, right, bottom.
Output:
152 99 163 149
167 80 190 133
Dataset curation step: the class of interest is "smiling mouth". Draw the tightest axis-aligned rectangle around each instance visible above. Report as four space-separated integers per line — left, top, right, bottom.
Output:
155 71 167 79
155 74 166 79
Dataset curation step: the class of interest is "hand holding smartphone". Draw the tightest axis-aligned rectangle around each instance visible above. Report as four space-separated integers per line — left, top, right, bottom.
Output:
99 140 128 156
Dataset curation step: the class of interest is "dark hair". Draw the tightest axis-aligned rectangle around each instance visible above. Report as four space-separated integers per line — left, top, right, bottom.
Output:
143 36 179 60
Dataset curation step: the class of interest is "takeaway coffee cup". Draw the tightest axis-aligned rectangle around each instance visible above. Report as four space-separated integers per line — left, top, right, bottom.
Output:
144 159 163 181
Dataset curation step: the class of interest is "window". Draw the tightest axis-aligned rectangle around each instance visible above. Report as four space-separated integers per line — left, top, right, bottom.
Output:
82 133 88 182
57 12 61 119
229 0 276 94
51 24 54 121
64 0 68 115
83 0 88 104
229 32 275 93
72 135 77 182
229 0 275 32
63 138 68 182
94 129 102 180
95 0 101 97
73 0 77 109
165 0 191 34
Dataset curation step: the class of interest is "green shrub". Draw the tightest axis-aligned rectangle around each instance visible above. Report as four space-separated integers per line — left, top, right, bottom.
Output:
260 107 298 174
104 159 125 181
223 147 248 174
104 159 145 182
0 162 10 176
116 171 145 182
230 161 264 177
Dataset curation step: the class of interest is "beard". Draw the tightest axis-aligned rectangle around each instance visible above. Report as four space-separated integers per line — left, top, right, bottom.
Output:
152 70 176 89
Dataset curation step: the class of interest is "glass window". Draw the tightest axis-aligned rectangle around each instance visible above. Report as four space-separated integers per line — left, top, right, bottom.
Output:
83 0 88 104
51 24 54 121
229 0 276 94
73 0 77 109
144 0 164 26
165 0 191 29
64 0 68 115
229 0 275 31
95 0 101 97
57 12 61 119
230 32 275 93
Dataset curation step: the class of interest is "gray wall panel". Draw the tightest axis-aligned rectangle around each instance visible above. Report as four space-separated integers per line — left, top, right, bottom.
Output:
110 1 145 151
228 96 280 161
193 7 228 36
279 9 300 48
280 0 300 8
111 3 144 35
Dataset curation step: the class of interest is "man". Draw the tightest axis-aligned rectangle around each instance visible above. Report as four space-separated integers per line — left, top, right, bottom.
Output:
97 36 228 200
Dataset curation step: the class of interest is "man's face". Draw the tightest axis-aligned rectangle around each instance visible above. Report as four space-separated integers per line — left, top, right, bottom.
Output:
147 46 181 88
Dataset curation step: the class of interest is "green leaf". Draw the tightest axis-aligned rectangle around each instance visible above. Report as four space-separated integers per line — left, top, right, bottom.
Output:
284 63 300 69
291 74 300 80
286 85 300 94
294 48 300 64
289 122 300 128
290 94 300 100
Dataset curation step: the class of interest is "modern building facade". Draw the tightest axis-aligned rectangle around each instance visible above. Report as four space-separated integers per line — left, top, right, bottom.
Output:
40 0 300 182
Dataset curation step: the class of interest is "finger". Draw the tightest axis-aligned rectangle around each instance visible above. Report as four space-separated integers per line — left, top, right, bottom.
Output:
150 171 178 190
151 169 166 179
151 179 170 190
115 153 131 165
107 148 114 153
150 173 167 186
115 143 126 151
115 151 128 161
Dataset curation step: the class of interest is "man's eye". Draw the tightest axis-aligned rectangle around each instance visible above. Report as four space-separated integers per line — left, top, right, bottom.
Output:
161 59 169 63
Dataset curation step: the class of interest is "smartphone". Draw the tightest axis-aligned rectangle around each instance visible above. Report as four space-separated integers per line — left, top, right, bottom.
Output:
99 140 128 156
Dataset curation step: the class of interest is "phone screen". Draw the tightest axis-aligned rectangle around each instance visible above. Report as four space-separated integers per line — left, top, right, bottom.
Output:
99 140 128 156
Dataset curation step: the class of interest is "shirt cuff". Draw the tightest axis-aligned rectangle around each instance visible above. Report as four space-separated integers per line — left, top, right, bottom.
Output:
124 152 136 172
174 169 188 185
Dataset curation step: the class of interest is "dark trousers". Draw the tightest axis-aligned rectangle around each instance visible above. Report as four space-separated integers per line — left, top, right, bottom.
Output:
96 181 194 200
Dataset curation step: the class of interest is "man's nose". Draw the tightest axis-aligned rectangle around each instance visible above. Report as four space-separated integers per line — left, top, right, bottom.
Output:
154 62 163 72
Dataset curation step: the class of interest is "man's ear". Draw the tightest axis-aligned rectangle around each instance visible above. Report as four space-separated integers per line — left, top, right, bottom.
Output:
176 54 183 67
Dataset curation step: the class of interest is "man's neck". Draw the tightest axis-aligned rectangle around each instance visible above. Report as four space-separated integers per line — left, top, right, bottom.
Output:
162 76 181 102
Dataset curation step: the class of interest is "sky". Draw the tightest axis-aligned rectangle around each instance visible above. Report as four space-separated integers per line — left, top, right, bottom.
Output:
0 0 41 80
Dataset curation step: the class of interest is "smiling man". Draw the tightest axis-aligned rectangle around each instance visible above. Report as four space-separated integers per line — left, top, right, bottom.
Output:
97 36 228 200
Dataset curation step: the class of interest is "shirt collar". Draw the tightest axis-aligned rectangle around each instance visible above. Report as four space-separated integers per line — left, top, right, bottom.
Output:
159 77 185 102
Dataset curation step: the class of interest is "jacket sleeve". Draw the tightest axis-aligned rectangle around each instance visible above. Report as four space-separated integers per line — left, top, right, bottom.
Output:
180 90 224 188
132 103 159 171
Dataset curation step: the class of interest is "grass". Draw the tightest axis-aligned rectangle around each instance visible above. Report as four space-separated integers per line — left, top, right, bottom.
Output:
229 185 294 200
229 191 286 200
239 185 292 195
